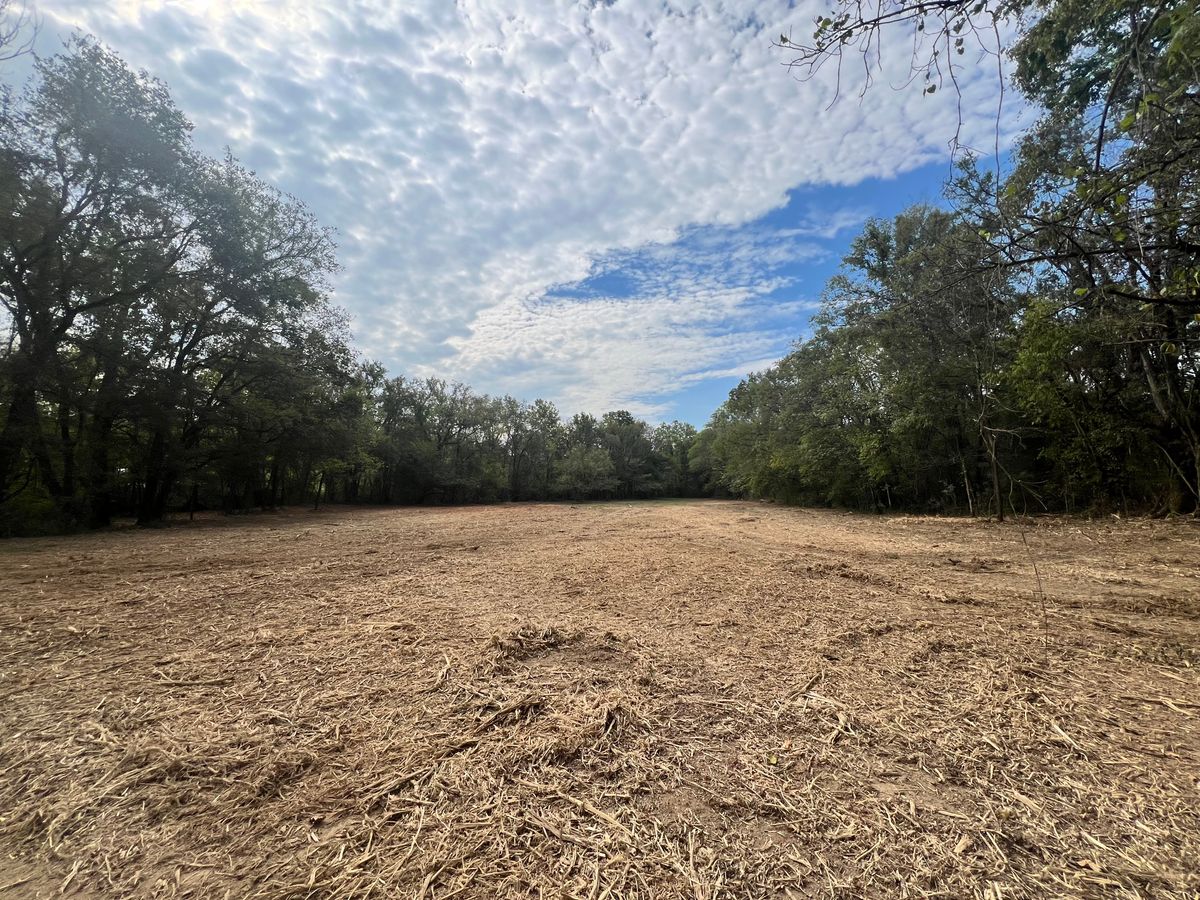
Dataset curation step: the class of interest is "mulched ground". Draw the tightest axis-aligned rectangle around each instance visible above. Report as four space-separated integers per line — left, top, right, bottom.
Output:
1 500 1197 898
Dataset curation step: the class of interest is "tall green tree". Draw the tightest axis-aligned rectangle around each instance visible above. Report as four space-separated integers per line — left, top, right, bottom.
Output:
1 40 344 531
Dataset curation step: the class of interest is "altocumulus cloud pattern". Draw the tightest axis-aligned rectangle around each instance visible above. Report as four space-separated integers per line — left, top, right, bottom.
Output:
29 0 1016 418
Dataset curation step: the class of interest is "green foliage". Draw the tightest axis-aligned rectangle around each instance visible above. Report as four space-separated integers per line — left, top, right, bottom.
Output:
730 0 1200 515
0 42 709 534
557 445 618 500
7 6 1199 530
700 207 1026 513
1007 300 1183 510
698 198 1191 514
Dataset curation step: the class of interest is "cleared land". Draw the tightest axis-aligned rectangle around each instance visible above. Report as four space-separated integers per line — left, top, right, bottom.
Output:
1 501 1198 899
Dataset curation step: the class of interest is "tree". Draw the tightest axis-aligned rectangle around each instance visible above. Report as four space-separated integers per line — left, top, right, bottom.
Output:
781 0 1200 313
557 445 617 500
0 40 197 519
757 0 1200 514
600 410 660 498
524 399 563 498
0 40 344 531
1007 300 1166 511
828 206 1019 515
652 420 699 496
700 205 1026 514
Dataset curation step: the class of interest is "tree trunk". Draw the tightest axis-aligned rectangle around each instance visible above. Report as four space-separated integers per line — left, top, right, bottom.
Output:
268 458 281 509
958 446 975 516
85 414 115 528
984 430 1004 521
137 430 172 525
0 364 63 502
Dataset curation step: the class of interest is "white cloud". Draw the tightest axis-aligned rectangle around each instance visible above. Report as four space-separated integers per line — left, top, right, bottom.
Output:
19 0 1021 416
445 219 829 416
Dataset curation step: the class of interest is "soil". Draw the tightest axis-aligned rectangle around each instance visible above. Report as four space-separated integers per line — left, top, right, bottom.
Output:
1 500 1198 898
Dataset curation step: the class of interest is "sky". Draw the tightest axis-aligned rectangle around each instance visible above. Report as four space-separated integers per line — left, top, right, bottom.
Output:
6 0 1022 425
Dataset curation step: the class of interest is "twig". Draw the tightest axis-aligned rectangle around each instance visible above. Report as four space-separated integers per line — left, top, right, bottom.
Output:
1019 529 1049 648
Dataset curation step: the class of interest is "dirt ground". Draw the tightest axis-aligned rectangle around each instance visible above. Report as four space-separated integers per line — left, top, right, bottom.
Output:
1 500 1198 899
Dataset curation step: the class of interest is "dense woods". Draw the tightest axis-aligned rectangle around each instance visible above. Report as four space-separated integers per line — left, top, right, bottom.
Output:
0 41 702 534
701 0 1199 517
2 0 1198 534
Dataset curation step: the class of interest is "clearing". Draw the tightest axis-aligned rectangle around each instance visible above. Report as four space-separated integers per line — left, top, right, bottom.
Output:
1 500 1198 898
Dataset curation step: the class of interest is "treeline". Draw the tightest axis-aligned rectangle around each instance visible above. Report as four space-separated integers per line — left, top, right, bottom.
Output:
369 385 700 505
5 0 1198 532
0 41 702 534
698 0 1199 516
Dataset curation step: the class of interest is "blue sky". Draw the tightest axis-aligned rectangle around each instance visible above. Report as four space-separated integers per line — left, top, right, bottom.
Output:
9 1 1021 426
560 164 961 425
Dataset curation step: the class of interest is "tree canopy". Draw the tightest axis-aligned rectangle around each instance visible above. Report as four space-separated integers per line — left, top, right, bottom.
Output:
0 41 703 534
4 7 1197 533
703 0 1199 515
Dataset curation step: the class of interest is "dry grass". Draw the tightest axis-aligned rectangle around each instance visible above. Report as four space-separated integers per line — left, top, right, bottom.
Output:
1 500 1198 898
